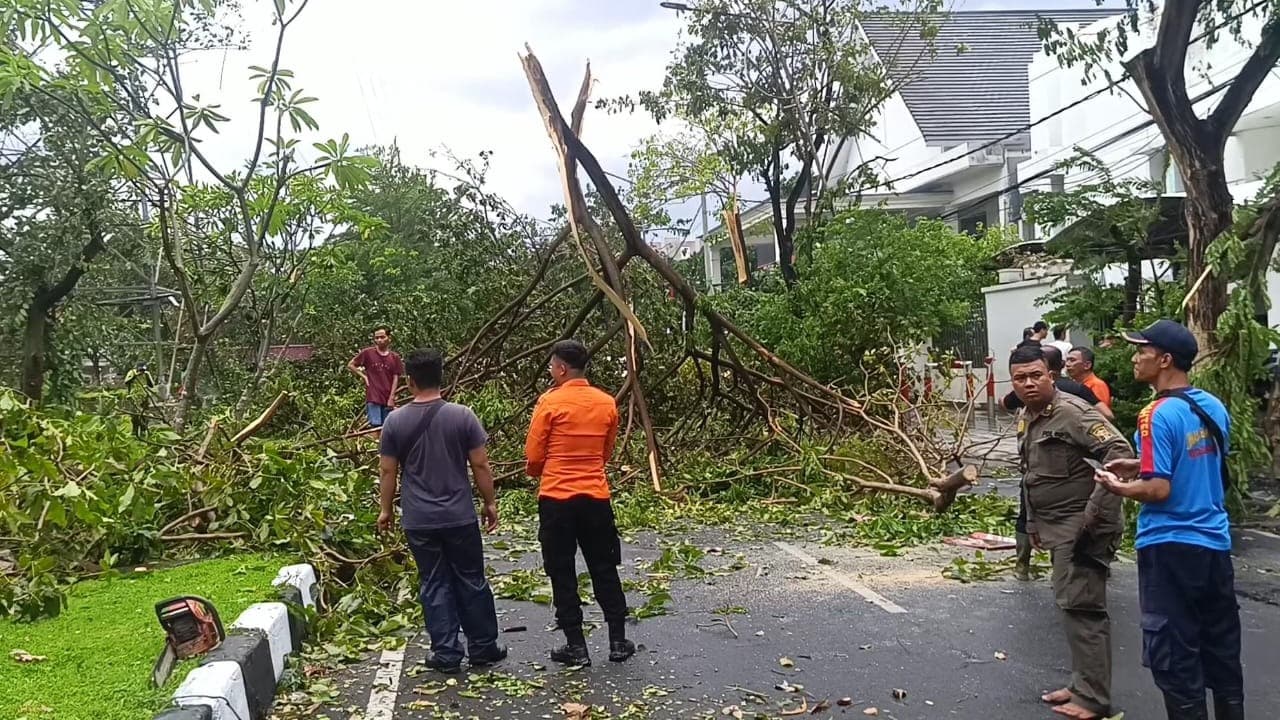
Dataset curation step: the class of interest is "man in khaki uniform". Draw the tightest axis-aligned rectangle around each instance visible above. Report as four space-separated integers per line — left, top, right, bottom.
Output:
1010 345 1134 719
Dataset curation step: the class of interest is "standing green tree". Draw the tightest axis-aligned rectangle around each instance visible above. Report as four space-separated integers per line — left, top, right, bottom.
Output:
0 86 134 403
1039 0 1280 351
637 0 942 285
1022 150 1171 330
0 0 375 429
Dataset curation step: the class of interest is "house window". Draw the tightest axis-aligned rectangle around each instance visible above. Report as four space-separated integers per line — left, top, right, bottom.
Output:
1165 160 1185 193
1150 151 1185 193
755 242 777 267
959 213 987 237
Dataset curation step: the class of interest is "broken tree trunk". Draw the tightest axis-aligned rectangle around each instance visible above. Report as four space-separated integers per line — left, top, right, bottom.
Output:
517 49 979 510
522 53 663 492
231 391 289 446
724 198 750 286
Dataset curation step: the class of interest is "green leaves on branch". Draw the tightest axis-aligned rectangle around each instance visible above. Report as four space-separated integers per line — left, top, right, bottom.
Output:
315 134 378 190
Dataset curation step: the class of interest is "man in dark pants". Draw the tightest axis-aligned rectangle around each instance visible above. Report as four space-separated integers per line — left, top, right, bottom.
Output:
525 340 634 666
378 348 506 673
1096 320 1243 720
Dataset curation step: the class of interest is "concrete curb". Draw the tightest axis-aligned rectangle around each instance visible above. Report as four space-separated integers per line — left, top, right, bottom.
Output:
153 563 318 720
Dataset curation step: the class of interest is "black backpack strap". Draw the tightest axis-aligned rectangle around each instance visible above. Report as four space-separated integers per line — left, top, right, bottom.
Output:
1156 389 1232 490
403 401 447 461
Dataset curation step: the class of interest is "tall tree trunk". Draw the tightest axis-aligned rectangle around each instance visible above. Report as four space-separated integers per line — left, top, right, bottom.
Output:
17 218 106 403
1122 249 1142 325
1180 167 1235 347
20 297 53 403
173 334 209 432
1122 8 1280 354
764 150 797 286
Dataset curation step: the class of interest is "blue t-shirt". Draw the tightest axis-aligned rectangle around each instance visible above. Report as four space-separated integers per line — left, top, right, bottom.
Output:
1131 388 1231 551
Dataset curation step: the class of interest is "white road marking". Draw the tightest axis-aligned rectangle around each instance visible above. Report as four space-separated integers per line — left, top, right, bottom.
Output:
365 647 405 720
773 541 908 614
1243 528 1280 541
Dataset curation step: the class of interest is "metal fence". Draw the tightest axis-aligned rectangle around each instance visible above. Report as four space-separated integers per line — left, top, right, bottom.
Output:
933 307 989 364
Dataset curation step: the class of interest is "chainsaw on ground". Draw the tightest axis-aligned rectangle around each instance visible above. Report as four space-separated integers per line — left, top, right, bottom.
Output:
151 595 224 687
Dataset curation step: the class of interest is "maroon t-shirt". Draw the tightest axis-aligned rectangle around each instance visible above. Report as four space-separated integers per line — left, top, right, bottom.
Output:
355 347 402 405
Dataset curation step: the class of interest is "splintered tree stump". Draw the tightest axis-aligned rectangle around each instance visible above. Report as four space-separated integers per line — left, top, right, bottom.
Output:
929 465 980 511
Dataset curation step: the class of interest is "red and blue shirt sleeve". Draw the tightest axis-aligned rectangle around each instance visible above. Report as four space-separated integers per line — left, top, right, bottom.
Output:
1137 399 1176 480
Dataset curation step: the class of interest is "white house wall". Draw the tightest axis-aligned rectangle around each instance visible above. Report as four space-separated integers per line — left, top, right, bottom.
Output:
1021 8 1280 191
828 85 935 189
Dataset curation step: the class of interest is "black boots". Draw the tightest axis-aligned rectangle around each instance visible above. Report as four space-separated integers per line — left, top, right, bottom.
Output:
1212 694 1245 720
609 639 636 662
550 624 636 665
550 642 591 666
424 654 462 674
551 625 591 666
469 644 508 667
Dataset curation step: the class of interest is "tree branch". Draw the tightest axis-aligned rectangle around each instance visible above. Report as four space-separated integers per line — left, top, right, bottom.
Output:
1152 0 1200 77
1209 14 1280 141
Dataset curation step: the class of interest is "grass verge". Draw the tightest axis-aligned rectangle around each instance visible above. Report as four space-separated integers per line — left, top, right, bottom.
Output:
1 554 283 720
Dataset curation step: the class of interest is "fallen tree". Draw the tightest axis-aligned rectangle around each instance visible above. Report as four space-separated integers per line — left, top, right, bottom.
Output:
425 50 983 511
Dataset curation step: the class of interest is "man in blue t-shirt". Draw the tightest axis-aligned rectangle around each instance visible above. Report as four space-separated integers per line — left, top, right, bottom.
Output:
1094 319 1243 720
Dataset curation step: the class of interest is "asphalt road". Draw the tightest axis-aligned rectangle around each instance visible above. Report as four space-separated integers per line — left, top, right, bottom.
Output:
304 523 1280 720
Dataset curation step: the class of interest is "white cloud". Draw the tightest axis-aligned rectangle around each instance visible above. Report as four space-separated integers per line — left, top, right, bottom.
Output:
175 0 681 217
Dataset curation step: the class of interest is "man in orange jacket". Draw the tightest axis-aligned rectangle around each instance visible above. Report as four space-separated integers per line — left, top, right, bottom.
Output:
525 340 634 666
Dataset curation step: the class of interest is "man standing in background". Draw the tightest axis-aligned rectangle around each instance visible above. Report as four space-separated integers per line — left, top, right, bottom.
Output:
378 348 505 674
1048 325 1074 356
348 325 403 428
526 340 635 667
1066 347 1112 410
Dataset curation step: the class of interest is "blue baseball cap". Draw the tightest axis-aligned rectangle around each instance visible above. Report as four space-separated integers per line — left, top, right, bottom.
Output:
1122 319 1198 370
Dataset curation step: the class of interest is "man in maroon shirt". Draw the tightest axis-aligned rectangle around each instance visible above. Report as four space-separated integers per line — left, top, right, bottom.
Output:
348 325 403 427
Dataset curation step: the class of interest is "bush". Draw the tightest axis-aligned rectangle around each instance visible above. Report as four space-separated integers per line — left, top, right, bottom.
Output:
712 210 1007 384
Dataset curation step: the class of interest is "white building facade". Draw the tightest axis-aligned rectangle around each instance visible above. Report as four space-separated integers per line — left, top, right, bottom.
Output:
983 6 1280 377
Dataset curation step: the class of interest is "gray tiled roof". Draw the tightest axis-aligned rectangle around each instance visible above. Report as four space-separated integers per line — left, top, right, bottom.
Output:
860 10 1122 149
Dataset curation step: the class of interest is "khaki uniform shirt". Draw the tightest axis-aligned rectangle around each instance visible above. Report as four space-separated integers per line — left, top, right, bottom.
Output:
1017 391 1134 548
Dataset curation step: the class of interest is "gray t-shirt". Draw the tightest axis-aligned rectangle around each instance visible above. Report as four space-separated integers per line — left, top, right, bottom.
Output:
378 400 487 530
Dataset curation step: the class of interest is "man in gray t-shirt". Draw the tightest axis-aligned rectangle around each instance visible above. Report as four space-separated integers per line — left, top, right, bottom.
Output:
377 348 504 673
381 401 487 530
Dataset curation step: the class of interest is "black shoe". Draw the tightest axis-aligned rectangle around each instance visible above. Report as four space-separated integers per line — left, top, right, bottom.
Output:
424 654 462 674
608 639 636 662
469 644 508 667
549 643 591 666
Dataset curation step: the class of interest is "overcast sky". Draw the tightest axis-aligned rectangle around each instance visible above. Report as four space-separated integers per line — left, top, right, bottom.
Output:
181 0 1120 224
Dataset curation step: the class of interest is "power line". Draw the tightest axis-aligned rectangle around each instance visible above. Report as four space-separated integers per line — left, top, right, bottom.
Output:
933 67 1244 225
849 0 1271 197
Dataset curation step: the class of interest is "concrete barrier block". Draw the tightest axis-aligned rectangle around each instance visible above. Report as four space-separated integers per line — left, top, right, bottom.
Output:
272 564 317 608
276 584 307 652
154 707 212 720
200 632 273 720
173 660 250 720
231 602 291 681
